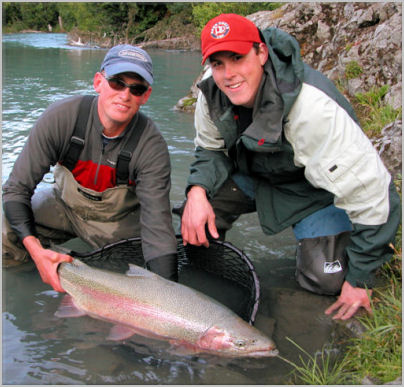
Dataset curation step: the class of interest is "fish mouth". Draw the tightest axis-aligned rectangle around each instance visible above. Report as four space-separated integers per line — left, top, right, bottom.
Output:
247 348 279 358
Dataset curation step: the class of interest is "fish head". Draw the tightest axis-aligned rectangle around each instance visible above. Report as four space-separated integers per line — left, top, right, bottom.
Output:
198 320 278 358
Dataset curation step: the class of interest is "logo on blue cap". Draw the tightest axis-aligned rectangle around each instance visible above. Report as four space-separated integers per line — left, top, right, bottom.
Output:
118 49 148 62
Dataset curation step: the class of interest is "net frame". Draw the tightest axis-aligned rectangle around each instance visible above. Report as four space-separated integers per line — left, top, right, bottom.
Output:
70 235 260 324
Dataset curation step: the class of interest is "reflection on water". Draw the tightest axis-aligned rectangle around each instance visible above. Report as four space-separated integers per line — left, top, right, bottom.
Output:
2 33 341 385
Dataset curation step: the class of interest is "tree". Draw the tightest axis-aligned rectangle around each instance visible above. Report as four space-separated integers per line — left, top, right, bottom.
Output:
19 2 59 31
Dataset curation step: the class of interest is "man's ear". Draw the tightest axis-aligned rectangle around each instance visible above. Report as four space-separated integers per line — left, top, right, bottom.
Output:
93 72 103 93
258 43 269 66
138 87 152 105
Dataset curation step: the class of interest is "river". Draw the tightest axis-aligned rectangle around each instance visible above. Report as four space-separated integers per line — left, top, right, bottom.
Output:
2 33 342 385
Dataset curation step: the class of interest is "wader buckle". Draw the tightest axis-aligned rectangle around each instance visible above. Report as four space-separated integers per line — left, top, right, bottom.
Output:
71 136 85 146
119 150 132 161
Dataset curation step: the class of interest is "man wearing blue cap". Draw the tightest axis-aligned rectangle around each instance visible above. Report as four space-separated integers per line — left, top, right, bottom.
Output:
3 44 179 291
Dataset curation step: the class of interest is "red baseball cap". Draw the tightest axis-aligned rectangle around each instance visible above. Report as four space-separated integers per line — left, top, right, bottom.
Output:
201 14 261 64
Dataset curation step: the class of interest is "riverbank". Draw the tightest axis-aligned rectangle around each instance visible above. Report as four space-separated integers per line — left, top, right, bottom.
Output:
66 7 200 50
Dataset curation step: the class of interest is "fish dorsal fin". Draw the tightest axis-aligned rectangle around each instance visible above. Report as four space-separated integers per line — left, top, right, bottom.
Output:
126 264 158 278
71 258 87 267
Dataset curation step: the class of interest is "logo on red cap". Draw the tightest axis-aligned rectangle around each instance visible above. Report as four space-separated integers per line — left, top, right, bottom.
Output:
210 21 230 39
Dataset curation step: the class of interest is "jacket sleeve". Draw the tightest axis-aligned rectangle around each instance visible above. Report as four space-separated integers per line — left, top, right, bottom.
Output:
132 120 178 263
186 90 234 198
346 181 401 287
284 82 401 287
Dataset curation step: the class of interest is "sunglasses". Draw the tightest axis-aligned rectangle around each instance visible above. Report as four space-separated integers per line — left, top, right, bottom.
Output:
103 75 149 96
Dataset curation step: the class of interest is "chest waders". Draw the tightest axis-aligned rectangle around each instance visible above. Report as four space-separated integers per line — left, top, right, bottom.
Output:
55 95 148 248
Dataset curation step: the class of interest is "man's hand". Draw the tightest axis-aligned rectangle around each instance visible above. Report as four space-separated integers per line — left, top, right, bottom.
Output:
325 280 373 320
23 235 73 292
181 186 219 247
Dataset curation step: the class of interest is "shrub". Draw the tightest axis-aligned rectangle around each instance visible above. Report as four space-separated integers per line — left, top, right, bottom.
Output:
345 61 363 80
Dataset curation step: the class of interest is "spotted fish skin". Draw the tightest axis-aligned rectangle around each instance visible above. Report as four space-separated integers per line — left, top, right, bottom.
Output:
56 259 278 358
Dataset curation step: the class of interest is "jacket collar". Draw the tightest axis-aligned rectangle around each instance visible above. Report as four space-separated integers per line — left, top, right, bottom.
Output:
198 59 285 145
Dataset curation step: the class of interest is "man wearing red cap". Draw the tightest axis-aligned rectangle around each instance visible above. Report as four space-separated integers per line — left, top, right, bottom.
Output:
179 14 400 320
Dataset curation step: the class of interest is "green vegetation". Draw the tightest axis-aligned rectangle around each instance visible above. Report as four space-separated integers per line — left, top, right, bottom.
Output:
355 85 402 137
345 60 363 80
181 97 198 107
280 338 353 384
343 273 402 383
3 2 59 32
3 2 168 40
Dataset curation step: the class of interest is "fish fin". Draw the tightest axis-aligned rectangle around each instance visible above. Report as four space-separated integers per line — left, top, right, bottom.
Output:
55 294 87 318
126 264 156 278
107 324 137 341
167 341 202 357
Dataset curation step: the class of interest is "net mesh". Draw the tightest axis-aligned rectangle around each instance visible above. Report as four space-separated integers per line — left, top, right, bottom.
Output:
70 235 260 324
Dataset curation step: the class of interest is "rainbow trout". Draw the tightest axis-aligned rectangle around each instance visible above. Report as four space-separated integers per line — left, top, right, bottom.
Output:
56 259 278 358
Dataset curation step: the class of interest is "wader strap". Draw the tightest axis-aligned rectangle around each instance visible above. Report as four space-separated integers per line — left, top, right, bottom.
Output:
62 95 95 171
62 95 148 185
116 112 148 185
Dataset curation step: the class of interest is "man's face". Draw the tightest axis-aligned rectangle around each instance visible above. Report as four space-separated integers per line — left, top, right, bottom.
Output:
209 43 268 108
93 72 151 133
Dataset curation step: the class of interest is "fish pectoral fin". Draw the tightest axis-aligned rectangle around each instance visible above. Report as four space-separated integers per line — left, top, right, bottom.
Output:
55 294 87 318
168 341 202 357
107 324 137 341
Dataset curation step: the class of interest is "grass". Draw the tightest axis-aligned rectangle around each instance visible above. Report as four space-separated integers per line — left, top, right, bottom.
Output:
354 85 402 137
341 230 402 384
345 60 363 80
279 339 354 384
342 275 402 383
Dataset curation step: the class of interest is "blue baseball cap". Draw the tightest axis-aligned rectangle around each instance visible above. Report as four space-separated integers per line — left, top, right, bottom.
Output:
100 44 153 85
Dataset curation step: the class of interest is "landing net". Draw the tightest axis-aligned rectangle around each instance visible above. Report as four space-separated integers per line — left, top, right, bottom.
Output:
70 235 260 325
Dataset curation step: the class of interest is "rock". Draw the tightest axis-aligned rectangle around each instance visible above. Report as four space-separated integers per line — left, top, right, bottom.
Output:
347 78 365 95
371 120 402 180
362 375 382 385
316 20 331 41
385 83 402 110
385 376 403 385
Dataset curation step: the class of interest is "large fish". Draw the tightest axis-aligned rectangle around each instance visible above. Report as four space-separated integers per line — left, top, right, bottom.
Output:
55 259 278 358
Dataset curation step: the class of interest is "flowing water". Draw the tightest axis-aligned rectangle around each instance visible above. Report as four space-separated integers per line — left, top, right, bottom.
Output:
2 33 342 385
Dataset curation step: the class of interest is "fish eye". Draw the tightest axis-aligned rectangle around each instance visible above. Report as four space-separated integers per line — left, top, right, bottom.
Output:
235 340 246 347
